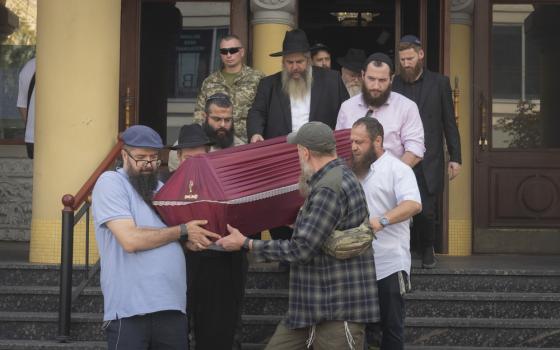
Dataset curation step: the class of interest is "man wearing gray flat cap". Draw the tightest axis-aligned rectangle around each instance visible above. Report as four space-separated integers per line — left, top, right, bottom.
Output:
217 121 379 349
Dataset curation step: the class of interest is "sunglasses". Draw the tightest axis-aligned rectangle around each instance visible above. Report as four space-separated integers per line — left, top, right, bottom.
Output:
219 47 241 55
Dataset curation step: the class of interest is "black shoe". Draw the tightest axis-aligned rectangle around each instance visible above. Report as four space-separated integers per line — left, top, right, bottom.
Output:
422 246 437 269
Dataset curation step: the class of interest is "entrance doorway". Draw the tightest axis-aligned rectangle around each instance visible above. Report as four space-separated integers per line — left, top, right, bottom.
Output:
473 1 560 253
298 0 450 253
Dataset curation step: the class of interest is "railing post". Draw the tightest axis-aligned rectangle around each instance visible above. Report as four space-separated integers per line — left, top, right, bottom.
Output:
58 194 75 342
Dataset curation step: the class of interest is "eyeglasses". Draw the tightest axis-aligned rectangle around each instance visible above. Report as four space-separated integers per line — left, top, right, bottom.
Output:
219 47 241 55
124 149 161 168
209 116 233 124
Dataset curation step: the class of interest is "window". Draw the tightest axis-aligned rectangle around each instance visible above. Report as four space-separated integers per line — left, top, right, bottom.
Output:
173 27 228 99
0 0 36 142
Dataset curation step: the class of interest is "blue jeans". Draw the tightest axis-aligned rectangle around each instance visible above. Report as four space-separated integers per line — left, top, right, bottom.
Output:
104 310 188 350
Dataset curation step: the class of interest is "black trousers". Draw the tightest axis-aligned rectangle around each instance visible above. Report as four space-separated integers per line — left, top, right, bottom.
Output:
187 249 248 350
412 167 437 249
104 310 188 350
377 272 407 350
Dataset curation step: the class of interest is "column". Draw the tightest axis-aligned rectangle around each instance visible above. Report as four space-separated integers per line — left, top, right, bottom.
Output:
250 0 295 75
448 0 474 256
29 0 121 263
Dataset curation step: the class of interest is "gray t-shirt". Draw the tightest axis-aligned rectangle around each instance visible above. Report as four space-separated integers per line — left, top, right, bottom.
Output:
92 168 186 321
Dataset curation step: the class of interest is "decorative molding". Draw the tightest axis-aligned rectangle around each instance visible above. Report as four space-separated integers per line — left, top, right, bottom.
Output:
0 159 33 241
250 0 295 26
451 0 474 26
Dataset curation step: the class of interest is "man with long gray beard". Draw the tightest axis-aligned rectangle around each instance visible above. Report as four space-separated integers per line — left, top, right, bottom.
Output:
247 28 348 240
92 125 220 349
350 117 421 350
247 29 348 142
336 52 425 168
217 122 379 349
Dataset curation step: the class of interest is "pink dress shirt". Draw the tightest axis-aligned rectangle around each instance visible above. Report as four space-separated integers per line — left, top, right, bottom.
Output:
336 91 425 159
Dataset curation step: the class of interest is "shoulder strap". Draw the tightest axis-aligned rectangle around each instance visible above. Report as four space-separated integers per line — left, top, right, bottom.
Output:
314 165 343 195
27 73 35 111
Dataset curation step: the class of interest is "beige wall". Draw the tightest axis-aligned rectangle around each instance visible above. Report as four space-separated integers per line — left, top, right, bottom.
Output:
30 0 121 263
448 23 473 256
252 23 291 75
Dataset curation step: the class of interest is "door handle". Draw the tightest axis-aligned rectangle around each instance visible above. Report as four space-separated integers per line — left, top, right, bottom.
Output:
479 92 488 151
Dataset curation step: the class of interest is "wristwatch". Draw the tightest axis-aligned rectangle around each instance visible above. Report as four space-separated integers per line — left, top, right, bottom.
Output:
179 224 189 243
379 217 390 228
242 237 251 251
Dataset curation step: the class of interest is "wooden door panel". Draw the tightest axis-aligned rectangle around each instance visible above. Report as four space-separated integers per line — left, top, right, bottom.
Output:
474 0 560 253
490 169 560 225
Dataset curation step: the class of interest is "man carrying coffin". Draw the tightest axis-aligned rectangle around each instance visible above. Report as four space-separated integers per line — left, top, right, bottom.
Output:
92 125 219 349
172 94 248 350
218 122 379 349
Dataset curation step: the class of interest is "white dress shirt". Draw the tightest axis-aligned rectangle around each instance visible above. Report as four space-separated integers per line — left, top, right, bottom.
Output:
361 151 421 280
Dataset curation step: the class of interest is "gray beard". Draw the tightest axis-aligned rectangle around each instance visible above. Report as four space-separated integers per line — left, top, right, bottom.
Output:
282 67 313 101
298 159 315 198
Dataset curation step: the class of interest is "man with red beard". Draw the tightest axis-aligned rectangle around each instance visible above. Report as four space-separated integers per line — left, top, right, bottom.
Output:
92 125 220 349
392 35 462 268
350 117 421 350
336 52 425 168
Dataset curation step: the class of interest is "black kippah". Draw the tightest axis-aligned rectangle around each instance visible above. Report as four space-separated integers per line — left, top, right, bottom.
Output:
363 52 394 73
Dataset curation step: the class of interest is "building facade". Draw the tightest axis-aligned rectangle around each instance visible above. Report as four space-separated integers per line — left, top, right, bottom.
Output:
0 0 559 263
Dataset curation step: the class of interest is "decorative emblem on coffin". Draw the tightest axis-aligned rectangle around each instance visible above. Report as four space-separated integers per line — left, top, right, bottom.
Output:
153 129 352 236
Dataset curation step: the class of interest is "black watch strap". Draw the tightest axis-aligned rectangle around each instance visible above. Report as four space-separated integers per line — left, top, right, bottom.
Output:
242 237 251 250
179 224 188 243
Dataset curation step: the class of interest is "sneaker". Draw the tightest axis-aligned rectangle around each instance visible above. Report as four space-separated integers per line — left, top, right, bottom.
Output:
422 246 437 269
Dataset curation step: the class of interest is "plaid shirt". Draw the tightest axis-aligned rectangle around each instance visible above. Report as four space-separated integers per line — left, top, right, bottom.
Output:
252 159 379 329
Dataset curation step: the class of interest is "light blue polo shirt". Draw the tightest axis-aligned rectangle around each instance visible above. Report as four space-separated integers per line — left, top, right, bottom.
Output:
92 168 186 321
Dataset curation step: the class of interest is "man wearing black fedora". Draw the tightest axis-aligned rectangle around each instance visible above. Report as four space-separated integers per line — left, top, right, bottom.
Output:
169 123 213 166
247 28 349 242
338 48 366 97
247 28 349 143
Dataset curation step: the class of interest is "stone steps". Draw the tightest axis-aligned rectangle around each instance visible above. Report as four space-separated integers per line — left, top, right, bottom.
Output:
3 259 560 348
4 285 560 321
2 311 560 347
0 340 550 350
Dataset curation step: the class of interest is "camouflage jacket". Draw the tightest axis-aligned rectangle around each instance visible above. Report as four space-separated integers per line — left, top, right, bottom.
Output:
194 65 265 142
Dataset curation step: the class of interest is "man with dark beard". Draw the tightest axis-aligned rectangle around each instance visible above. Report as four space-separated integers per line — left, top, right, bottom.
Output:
392 35 462 268
169 94 248 350
248 29 348 241
351 117 421 350
92 125 220 350
217 122 379 349
336 52 425 168
168 93 244 172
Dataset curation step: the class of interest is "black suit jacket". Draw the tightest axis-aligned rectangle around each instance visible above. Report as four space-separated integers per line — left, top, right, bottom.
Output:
247 66 349 139
393 70 461 194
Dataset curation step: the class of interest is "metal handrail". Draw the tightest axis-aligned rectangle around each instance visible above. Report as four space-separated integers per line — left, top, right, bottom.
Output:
57 139 123 342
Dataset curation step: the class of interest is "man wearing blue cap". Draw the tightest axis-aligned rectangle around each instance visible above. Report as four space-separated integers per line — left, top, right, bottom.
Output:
92 125 220 349
392 35 462 269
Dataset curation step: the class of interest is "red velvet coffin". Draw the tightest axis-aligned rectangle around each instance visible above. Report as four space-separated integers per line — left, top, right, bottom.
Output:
153 129 352 237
